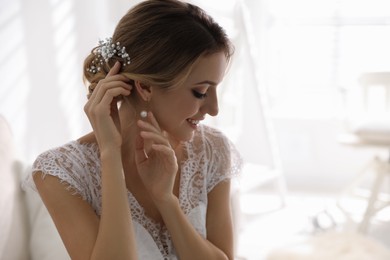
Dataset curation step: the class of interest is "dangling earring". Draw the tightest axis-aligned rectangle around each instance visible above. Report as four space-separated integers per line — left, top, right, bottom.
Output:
140 110 147 118
140 98 150 119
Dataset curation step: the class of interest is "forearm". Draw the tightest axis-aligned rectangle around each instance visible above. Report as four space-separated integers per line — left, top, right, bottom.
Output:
91 149 137 260
157 197 229 260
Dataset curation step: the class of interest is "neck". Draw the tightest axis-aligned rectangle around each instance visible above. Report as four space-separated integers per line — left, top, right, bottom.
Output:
120 124 139 176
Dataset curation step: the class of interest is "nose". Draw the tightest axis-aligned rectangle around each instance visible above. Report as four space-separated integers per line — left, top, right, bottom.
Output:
202 91 219 117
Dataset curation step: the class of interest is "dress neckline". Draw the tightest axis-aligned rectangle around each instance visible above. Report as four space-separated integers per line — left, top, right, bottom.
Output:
71 138 191 230
125 141 189 226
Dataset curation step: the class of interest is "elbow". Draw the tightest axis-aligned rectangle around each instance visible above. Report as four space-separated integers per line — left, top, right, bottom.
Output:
214 251 230 260
219 254 229 260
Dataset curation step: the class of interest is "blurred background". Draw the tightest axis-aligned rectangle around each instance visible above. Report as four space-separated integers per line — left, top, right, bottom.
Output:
1 0 390 259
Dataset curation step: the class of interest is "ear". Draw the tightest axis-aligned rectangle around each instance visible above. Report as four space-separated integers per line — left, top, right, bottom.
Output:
134 80 152 101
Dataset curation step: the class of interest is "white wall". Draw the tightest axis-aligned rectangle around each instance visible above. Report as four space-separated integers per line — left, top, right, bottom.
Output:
273 117 386 192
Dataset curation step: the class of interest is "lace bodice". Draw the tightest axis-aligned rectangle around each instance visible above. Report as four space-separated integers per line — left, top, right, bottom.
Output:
24 125 241 259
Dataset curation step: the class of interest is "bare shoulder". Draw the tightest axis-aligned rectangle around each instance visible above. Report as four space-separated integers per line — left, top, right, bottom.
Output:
76 132 97 145
33 171 99 259
33 171 85 203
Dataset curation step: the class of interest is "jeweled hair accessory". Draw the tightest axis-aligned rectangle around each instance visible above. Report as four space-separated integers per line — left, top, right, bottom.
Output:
87 37 131 74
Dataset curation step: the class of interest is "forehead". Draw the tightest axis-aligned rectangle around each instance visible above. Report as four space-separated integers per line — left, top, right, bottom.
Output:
185 52 228 85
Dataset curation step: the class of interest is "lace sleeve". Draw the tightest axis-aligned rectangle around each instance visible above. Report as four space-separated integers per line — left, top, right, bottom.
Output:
204 127 242 193
25 144 92 202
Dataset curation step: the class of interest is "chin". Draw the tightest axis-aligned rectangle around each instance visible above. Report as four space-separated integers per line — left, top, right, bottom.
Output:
167 130 195 144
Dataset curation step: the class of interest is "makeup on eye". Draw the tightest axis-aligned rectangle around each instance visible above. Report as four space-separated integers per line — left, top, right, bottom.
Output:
192 89 207 99
191 80 220 99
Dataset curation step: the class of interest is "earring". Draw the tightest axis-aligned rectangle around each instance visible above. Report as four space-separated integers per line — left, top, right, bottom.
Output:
140 97 150 119
140 110 148 118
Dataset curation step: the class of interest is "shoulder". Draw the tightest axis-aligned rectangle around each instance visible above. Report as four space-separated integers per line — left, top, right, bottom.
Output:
194 125 238 161
30 141 100 201
33 141 99 172
198 124 226 139
194 124 230 149
192 125 242 189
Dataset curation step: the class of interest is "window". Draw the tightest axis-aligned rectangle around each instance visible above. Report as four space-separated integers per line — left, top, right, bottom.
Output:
262 0 390 118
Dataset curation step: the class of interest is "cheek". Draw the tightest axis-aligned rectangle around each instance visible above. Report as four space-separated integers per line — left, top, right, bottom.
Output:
165 97 196 115
177 102 198 117
152 93 198 123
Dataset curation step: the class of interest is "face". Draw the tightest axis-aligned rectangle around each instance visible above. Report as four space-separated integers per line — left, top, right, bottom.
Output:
150 51 228 143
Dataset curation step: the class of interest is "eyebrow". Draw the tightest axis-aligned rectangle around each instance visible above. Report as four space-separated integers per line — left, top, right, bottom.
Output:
194 80 218 86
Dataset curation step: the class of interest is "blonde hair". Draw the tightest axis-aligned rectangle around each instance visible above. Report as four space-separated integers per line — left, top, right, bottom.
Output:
83 0 233 96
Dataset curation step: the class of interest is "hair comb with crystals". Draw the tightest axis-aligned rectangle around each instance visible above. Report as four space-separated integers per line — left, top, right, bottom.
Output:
87 37 131 74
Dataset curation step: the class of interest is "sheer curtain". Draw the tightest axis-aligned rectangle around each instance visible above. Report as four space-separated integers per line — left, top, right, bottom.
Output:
0 0 275 171
0 0 139 162
252 0 390 190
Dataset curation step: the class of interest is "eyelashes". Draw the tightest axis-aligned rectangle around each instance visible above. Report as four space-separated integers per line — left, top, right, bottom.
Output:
192 90 207 99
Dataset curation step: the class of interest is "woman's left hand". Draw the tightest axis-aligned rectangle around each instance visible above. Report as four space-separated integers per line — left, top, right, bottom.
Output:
134 112 178 203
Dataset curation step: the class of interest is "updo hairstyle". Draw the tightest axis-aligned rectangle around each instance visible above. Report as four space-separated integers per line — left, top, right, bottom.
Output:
83 0 233 97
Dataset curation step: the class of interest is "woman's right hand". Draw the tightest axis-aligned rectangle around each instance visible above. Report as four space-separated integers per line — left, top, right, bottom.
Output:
84 61 132 150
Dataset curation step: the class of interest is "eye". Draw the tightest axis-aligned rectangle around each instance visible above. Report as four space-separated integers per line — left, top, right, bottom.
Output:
192 90 207 99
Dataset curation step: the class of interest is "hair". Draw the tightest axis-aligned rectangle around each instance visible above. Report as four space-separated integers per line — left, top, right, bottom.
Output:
83 0 234 96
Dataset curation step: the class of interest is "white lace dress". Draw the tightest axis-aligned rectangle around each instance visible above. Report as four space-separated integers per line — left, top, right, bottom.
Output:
24 125 242 260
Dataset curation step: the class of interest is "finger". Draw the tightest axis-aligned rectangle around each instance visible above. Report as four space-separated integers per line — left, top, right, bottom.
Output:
98 87 131 109
88 78 132 103
135 135 149 164
95 80 132 96
148 112 161 132
151 144 175 156
89 66 131 101
102 74 131 83
151 144 177 167
91 82 132 105
140 131 170 146
137 119 161 135
110 100 122 134
107 61 121 77
86 87 131 117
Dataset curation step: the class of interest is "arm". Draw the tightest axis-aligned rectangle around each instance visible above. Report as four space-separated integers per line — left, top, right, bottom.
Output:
33 150 137 260
34 62 138 260
85 61 137 259
156 180 233 260
91 149 137 260
135 113 234 259
33 172 100 260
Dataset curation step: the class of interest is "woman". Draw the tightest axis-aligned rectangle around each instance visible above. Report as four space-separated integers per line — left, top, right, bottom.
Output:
26 0 241 259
